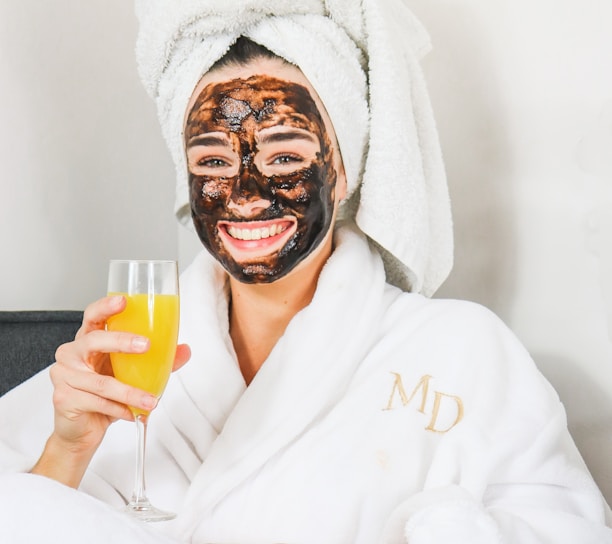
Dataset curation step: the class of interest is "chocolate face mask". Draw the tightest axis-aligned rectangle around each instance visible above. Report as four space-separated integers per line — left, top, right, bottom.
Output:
185 74 338 283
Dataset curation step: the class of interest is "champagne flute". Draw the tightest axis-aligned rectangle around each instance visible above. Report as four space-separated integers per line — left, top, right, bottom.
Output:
106 260 179 522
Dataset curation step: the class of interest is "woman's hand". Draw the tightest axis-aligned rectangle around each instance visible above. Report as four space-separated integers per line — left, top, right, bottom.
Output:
31 295 191 487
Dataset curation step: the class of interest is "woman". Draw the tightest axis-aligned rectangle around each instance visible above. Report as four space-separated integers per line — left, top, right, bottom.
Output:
1 2 611 543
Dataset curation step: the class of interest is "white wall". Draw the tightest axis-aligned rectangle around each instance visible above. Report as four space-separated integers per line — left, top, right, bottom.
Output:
0 0 177 311
1 0 610 502
408 0 612 500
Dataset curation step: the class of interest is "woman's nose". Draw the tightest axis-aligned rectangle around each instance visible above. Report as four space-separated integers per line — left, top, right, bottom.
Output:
227 170 272 218
227 196 271 217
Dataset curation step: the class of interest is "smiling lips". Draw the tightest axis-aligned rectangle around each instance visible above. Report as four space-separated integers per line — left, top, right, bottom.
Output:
217 218 297 261
227 222 287 241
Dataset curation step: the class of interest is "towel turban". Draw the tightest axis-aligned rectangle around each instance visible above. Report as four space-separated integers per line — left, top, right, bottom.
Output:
135 0 453 295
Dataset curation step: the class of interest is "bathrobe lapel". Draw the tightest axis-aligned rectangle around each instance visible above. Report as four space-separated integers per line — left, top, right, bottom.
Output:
156 251 245 477
173 226 392 536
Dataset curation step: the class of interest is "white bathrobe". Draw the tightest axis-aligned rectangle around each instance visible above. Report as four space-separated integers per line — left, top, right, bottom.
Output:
1 225 610 544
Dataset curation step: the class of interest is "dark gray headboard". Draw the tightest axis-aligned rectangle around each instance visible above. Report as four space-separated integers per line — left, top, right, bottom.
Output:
0 311 83 396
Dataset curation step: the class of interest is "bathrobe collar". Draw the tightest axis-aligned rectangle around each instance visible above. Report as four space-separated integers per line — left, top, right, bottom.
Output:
169 224 395 535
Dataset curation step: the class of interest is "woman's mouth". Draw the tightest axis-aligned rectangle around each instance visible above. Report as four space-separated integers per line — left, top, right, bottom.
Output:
226 222 289 241
217 217 297 262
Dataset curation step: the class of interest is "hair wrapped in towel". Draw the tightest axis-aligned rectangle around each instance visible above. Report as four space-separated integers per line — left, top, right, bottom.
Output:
134 0 453 296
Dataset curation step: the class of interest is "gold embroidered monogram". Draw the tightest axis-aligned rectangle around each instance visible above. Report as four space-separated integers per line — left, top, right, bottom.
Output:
384 373 464 433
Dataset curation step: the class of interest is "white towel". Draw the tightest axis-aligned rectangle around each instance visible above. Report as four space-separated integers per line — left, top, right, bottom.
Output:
134 0 453 295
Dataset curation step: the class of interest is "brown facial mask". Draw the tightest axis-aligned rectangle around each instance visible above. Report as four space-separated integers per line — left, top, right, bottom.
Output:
185 74 338 283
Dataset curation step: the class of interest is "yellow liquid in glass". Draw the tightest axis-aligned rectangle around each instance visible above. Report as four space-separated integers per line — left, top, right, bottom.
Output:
107 293 179 415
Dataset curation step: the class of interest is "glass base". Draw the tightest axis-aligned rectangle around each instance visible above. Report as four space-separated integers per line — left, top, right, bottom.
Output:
124 500 176 522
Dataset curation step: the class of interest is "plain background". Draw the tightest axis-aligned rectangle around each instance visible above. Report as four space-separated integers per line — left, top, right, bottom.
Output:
1 1 610 503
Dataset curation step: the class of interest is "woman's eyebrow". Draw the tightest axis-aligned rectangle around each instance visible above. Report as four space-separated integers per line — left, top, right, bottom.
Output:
187 134 231 147
257 129 318 145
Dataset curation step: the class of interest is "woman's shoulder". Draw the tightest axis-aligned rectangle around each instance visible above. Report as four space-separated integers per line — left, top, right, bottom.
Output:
378 288 552 391
382 286 509 337
371 289 562 428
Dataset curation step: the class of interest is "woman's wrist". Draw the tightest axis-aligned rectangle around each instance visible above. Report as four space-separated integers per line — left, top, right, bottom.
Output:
30 432 96 489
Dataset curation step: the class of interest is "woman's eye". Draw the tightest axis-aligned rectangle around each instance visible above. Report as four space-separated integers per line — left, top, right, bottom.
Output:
198 157 229 168
271 154 302 165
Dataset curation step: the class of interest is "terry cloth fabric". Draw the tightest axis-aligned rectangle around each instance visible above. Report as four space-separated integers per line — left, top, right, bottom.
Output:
0 474 179 544
1 225 611 542
134 0 453 296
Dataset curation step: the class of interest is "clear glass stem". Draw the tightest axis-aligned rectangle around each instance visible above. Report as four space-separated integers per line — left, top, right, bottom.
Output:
131 413 149 506
123 412 175 522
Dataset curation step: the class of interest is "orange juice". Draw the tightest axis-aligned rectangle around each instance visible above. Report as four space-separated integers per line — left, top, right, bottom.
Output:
107 293 179 415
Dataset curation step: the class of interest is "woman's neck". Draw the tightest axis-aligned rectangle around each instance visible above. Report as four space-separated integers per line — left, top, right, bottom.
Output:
228 234 332 385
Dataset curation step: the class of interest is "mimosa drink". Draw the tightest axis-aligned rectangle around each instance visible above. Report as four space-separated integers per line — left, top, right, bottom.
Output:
107 293 179 414
107 259 179 521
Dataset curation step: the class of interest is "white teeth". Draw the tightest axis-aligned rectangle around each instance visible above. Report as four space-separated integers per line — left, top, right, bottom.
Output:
227 224 286 240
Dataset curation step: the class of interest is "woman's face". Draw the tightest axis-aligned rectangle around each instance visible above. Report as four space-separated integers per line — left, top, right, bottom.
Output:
184 58 346 284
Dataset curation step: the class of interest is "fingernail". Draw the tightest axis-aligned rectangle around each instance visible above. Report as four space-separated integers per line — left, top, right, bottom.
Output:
131 336 149 351
110 295 124 307
142 395 158 411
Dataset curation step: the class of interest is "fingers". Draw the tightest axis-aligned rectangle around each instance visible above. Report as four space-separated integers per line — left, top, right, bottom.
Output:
53 328 156 421
50 362 158 419
59 329 149 363
76 295 127 338
172 344 192 372
51 305 188 431
55 329 150 378
51 366 133 423
46 298 167 456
